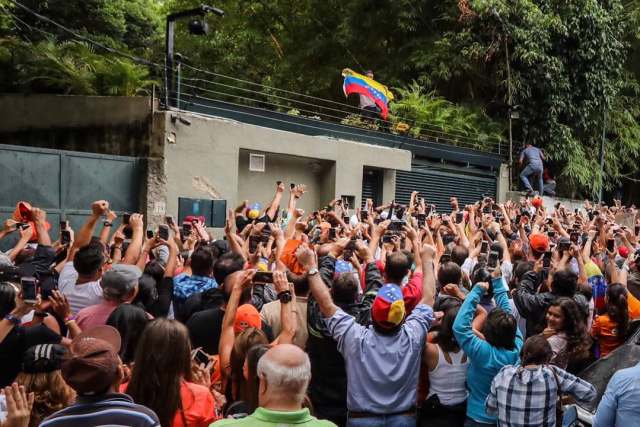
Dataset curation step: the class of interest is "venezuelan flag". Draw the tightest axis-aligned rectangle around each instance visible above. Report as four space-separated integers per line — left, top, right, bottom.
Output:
342 68 394 119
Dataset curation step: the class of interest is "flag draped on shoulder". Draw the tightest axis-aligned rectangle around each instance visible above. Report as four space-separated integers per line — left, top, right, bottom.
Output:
342 68 394 119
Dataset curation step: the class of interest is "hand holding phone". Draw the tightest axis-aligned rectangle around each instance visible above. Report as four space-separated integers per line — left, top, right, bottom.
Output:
21 277 38 304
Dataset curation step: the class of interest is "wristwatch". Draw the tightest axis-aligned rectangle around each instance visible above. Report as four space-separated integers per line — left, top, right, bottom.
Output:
103 221 112 227
277 290 292 304
308 268 319 276
4 314 21 325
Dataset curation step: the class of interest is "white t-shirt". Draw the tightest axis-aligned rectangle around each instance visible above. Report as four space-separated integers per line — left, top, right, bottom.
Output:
58 262 103 315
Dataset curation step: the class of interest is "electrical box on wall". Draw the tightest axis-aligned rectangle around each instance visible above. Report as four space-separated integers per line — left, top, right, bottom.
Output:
178 198 227 227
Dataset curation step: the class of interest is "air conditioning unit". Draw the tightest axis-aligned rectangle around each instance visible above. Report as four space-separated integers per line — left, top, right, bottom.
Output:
249 153 265 172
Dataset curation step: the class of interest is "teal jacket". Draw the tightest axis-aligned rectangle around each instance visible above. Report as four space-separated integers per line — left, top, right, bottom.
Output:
453 277 524 424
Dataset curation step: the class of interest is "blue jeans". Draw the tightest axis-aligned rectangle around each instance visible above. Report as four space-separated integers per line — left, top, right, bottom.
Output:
347 413 417 427
520 164 544 194
463 418 495 427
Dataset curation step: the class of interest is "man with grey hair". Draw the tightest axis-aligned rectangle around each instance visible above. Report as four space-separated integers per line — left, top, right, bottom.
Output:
212 344 336 426
75 264 142 330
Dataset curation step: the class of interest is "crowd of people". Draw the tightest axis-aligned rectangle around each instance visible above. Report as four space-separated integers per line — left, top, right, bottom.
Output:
1 181 640 427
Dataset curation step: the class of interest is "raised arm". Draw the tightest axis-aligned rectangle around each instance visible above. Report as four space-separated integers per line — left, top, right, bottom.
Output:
420 244 437 306
224 209 246 260
297 246 338 317
122 213 144 265
265 182 285 220
271 271 296 345
99 210 117 245
74 200 109 252
30 208 51 247
219 269 256 378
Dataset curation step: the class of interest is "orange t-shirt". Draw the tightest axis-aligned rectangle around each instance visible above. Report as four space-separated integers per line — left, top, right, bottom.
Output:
627 291 640 320
121 380 217 427
591 314 625 357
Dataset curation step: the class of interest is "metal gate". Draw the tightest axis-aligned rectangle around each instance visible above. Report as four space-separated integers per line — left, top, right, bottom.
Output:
362 168 383 207
0 144 141 250
395 161 497 210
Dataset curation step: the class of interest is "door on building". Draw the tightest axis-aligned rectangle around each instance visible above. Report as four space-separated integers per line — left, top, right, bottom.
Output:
362 167 383 207
395 161 497 210
0 144 141 250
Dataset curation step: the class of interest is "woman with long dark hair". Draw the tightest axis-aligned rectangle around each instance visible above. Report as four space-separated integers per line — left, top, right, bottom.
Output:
420 305 468 427
125 319 215 427
592 283 629 357
106 304 149 364
543 297 591 371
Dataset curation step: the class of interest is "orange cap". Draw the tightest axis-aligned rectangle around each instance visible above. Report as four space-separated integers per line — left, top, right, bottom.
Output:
12 201 50 242
529 233 549 253
234 304 262 334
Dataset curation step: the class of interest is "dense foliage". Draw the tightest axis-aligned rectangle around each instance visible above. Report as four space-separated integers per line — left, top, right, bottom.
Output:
1 0 640 197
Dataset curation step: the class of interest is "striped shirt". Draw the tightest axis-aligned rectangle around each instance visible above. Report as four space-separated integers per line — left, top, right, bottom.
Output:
40 393 160 427
485 365 596 427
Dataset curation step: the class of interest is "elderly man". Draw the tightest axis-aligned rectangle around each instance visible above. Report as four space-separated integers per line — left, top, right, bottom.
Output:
212 344 336 426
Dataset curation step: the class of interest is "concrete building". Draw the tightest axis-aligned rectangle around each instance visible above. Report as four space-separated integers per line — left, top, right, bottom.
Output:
0 94 506 245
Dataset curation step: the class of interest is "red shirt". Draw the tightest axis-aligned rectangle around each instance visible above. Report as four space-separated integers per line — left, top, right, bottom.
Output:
121 380 217 427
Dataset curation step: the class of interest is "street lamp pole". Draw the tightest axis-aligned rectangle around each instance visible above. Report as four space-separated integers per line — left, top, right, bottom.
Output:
165 4 224 108
505 36 513 191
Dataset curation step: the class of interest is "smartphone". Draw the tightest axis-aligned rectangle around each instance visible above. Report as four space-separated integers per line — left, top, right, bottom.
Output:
165 215 174 226
329 228 337 240
123 213 131 225
361 210 369 221
455 212 464 224
607 238 615 252
417 213 426 228
543 251 552 269
59 220 67 230
487 251 499 270
480 240 489 255
558 240 571 252
388 220 405 232
249 235 261 253
61 229 71 245
482 206 491 214
635 225 640 236
515 214 522 225
425 205 432 216
343 216 350 224
21 277 38 304
574 208 579 214
547 231 556 239
253 271 274 284
260 229 271 244
158 225 169 241
290 183 296 189
192 348 210 366
343 239 357 261
146 229 154 239
570 232 579 244
182 222 192 236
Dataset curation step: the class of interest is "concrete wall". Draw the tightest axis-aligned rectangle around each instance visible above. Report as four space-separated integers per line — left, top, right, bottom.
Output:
160 111 411 229
0 94 156 157
238 149 331 213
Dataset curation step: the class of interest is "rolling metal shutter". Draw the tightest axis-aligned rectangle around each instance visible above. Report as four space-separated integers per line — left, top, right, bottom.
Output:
361 168 383 207
395 162 497 210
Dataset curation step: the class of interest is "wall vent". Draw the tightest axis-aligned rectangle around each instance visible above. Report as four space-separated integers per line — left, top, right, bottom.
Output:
249 153 265 172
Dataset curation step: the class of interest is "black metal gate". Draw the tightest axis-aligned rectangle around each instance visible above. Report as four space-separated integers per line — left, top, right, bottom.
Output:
362 168 383 207
0 144 142 250
395 161 497 210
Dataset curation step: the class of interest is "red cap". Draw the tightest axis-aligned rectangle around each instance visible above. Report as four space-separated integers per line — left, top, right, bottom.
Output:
234 304 262 334
619 246 630 258
529 233 549 253
531 196 544 208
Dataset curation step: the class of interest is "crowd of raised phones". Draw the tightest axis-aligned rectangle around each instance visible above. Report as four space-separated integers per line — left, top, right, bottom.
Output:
1 181 639 427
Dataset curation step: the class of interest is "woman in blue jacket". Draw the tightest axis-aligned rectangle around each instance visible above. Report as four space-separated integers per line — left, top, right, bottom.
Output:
453 264 524 426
